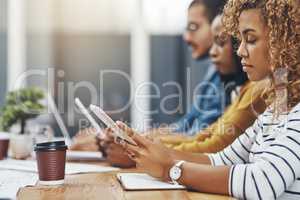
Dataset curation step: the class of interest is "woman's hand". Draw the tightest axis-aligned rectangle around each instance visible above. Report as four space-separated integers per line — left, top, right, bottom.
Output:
69 128 99 151
101 127 136 168
116 121 176 180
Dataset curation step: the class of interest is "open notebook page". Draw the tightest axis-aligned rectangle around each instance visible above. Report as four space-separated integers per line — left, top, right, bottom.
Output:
117 173 186 190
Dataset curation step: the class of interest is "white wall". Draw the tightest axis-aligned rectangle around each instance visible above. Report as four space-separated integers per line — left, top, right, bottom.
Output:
26 0 191 34
26 0 56 34
56 0 136 34
143 0 192 34
27 0 136 34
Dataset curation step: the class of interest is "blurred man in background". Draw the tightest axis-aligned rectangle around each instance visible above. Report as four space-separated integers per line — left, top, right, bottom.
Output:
172 0 226 135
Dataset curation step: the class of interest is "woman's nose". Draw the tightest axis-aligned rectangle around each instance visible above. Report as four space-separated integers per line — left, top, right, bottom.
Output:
209 44 218 58
237 41 248 58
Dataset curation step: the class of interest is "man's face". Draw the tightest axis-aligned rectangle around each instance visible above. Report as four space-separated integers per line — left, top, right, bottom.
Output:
183 5 213 59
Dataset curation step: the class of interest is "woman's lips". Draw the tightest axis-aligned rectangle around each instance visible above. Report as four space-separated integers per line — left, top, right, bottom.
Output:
212 61 220 66
243 66 251 72
242 64 253 72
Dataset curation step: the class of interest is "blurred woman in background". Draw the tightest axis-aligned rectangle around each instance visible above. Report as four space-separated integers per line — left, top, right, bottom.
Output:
160 14 266 154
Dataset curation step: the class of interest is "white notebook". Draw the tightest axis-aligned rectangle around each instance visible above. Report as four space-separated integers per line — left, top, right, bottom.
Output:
66 151 104 161
117 173 186 191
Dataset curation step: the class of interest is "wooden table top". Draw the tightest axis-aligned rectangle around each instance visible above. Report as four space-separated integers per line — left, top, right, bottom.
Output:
17 161 236 200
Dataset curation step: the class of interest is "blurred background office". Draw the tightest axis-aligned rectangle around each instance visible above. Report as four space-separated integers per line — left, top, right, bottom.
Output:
0 0 210 136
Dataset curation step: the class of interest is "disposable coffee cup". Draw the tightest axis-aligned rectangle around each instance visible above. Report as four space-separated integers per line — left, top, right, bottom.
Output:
34 141 68 185
0 132 10 160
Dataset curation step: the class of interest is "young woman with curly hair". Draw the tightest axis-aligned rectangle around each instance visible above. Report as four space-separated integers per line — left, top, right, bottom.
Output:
116 0 300 199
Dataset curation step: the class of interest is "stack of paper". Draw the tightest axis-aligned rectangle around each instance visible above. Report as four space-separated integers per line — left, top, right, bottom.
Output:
117 173 186 190
0 170 38 199
0 159 119 174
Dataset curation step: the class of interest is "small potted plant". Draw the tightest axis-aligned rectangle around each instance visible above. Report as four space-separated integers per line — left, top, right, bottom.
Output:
0 87 45 159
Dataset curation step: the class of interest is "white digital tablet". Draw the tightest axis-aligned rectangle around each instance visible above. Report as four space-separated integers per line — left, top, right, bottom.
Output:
75 98 106 139
89 104 137 146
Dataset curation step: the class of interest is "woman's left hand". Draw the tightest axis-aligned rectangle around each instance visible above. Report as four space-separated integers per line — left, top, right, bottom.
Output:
116 121 175 180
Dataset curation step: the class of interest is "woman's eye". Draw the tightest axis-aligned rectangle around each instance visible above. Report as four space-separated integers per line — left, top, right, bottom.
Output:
215 40 224 46
215 37 227 47
218 41 226 47
246 35 257 44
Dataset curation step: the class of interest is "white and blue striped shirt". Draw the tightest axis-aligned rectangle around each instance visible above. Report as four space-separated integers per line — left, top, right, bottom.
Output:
209 102 300 200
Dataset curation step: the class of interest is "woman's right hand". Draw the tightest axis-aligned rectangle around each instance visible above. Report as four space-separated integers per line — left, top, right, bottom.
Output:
116 121 175 179
102 127 136 168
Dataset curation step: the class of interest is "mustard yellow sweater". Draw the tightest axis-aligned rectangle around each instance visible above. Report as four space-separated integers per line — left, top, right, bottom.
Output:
161 82 267 153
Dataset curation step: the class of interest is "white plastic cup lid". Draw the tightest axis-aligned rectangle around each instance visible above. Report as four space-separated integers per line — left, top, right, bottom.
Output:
0 132 10 140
